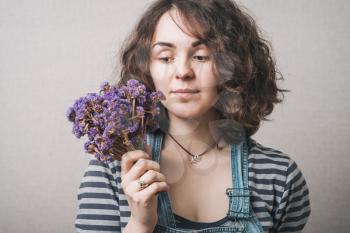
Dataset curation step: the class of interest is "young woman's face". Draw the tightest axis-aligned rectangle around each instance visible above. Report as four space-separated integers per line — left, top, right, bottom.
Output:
149 10 218 120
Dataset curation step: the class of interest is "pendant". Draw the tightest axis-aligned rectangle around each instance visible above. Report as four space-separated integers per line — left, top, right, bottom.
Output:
190 154 201 164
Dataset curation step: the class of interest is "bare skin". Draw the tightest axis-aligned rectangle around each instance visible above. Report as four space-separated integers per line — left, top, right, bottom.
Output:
160 134 233 223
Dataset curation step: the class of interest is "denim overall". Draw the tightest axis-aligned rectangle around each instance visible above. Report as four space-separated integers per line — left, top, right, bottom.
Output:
146 132 263 233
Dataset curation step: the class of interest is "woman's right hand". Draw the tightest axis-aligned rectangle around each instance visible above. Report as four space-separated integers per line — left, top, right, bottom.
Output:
120 148 170 231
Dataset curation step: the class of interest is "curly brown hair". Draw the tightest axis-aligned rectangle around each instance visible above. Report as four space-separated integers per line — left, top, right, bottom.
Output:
115 0 289 138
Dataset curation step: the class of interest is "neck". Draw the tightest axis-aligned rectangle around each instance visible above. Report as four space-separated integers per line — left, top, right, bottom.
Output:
166 109 224 150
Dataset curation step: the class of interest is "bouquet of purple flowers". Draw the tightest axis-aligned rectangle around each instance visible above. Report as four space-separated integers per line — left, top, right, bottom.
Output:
66 79 165 162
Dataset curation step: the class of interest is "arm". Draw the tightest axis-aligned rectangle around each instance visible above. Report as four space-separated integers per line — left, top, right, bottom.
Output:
75 158 122 233
272 159 311 233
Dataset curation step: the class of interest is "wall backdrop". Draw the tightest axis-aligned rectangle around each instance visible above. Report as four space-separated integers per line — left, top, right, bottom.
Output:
1 0 349 232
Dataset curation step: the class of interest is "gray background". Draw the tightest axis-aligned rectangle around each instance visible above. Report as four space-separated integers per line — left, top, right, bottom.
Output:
0 0 349 232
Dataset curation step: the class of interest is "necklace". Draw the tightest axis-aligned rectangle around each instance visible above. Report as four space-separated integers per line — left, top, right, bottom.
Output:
167 132 218 164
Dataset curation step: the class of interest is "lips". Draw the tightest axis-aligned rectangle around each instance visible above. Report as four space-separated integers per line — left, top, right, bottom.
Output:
171 88 199 101
172 88 199 93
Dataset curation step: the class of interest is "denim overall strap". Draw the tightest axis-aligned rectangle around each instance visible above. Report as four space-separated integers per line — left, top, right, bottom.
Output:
146 132 262 233
146 132 177 228
226 139 251 219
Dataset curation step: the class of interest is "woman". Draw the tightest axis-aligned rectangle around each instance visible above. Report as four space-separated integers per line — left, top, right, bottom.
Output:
75 0 311 232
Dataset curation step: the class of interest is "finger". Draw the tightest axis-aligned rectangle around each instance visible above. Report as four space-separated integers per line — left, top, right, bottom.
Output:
138 181 170 198
128 170 166 193
121 150 150 177
122 159 160 185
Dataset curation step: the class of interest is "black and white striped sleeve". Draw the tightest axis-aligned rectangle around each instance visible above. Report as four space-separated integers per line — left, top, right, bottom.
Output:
272 159 311 232
75 158 122 233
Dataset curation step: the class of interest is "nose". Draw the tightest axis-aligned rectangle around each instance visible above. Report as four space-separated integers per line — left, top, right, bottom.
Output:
174 56 194 80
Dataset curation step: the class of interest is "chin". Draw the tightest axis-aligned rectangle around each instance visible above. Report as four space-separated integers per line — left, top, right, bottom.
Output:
168 105 209 120
175 112 200 119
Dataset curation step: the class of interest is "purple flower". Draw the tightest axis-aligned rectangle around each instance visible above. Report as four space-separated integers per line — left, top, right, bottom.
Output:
66 107 75 122
118 86 128 98
136 106 144 116
127 121 139 134
88 127 99 138
127 79 140 87
66 80 166 162
100 81 111 93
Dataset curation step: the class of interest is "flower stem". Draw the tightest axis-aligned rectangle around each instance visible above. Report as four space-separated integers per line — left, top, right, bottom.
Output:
132 98 136 116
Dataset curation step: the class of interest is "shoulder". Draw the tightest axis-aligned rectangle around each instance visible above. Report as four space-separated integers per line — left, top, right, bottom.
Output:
247 137 306 187
247 137 290 162
87 157 122 176
80 158 122 194
247 137 294 178
246 137 309 205
247 138 311 231
247 137 292 197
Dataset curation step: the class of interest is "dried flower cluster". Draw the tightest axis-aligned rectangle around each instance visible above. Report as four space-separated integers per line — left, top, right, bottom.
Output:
66 79 165 162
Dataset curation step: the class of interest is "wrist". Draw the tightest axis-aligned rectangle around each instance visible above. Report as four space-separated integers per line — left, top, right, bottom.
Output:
128 217 156 233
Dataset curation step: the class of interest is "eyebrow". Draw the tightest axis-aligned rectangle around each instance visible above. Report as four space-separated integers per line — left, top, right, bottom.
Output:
152 40 204 49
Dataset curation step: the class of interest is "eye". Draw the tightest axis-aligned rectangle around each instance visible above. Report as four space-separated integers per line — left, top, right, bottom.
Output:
158 57 173 63
157 55 210 63
193 55 210 62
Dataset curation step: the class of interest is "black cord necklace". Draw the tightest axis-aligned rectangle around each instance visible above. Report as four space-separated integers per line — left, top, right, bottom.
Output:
167 132 218 164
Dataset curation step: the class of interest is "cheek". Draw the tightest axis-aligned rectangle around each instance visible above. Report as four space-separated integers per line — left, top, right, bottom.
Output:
204 88 219 107
195 64 218 87
150 63 170 91
152 77 168 95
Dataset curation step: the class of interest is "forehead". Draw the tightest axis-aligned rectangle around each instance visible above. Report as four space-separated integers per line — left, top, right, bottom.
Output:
151 9 205 49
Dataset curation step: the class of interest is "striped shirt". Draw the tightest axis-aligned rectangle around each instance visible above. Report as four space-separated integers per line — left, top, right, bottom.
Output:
75 137 311 233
